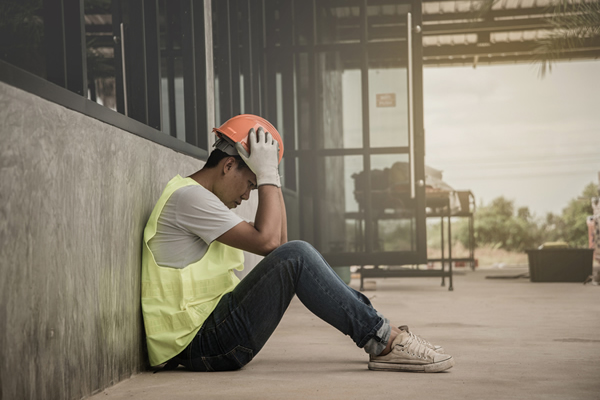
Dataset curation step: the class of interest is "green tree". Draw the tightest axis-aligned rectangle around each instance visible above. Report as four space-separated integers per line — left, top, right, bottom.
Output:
517 206 532 221
538 211 564 243
557 182 598 247
458 183 599 252
466 197 542 252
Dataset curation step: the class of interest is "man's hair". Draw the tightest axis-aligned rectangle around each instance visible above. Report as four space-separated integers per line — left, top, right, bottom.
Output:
203 149 249 170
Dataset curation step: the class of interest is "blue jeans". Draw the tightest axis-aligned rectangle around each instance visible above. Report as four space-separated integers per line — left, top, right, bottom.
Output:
173 241 391 371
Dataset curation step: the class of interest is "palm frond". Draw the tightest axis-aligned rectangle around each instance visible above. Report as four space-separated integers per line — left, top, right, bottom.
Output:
534 0 600 77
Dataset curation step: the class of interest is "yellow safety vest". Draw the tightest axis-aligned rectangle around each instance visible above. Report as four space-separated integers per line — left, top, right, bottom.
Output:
141 175 244 366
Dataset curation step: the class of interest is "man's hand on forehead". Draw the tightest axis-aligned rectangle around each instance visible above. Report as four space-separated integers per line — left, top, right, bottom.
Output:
235 127 281 188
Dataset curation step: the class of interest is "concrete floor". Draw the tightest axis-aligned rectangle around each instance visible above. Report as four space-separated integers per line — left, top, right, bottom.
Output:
91 268 600 400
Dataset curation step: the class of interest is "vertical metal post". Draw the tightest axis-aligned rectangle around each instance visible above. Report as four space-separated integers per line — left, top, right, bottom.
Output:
127 0 152 124
215 0 232 124
308 0 323 250
470 212 475 270
263 0 278 125
181 0 197 145
64 0 87 95
295 0 314 244
239 0 252 115
407 12 416 199
120 23 129 116
181 0 209 149
411 0 427 262
280 0 297 191
112 1 125 115
194 0 209 150
441 213 445 286
448 212 454 290
360 0 373 253
144 0 162 131
249 2 263 115
229 0 241 116
43 0 67 88
43 0 87 95
204 0 215 145
164 2 177 136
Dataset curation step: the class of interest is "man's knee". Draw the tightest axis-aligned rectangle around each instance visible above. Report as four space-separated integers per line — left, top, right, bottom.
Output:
275 240 317 258
267 241 322 273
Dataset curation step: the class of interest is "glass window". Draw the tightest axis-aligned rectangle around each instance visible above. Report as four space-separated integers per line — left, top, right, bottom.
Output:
369 154 415 251
316 1 361 44
294 52 312 151
0 1 46 79
85 0 117 110
341 68 363 148
318 155 365 253
368 67 409 147
1 0 213 153
367 3 410 43
159 0 186 139
293 0 312 46
306 51 363 150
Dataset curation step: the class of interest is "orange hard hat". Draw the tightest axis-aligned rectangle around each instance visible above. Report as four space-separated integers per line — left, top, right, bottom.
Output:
212 114 284 164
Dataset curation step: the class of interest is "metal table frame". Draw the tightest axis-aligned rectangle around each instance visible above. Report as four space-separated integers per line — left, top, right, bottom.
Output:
358 191 475 292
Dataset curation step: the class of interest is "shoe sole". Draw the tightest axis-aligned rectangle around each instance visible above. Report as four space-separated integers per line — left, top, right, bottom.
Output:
368 356 454 373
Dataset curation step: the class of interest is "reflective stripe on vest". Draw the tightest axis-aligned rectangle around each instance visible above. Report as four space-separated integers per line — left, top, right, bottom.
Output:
141 175 244 366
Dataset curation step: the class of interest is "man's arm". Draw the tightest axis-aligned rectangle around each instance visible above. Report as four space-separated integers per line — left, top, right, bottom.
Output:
216 185 282 256
217 127 286 256
278 187 288 244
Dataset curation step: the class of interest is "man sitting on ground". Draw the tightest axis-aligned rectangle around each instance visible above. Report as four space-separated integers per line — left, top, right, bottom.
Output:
141 114 454 373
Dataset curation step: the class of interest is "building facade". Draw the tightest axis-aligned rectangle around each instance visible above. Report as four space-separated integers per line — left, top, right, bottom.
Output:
0 1 427 398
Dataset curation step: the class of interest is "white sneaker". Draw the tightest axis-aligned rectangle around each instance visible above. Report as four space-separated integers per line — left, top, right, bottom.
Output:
368 329 454 373
397 325 445 354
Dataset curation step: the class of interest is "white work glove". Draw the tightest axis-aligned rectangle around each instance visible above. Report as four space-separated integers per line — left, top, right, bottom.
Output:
235 127 281 188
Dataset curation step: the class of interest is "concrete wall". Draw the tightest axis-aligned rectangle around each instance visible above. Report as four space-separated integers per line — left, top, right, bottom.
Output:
0 82 259 399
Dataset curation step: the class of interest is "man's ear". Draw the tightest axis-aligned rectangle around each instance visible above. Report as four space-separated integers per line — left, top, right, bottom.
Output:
222 157 236 175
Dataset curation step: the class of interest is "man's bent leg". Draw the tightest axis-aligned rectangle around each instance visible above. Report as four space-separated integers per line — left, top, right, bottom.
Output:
182 240 389 371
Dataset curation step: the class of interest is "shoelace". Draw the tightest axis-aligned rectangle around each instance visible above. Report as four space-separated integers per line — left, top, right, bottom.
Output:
400 333 435 360
399 325 436 351
409 331 437 350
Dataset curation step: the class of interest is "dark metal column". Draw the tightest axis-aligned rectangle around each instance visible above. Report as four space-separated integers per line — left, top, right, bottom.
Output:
249 2 263 115
263 0 278 125
280 0 297 191
127 0 162 128
307 0 322 249
64 0 87 95
181 0 209 148
229 0 241 116
111 1 125 115
215 0 232 124
125 0 147 122
44 0 87 95
238 0 252 114
360 0 373 253
441 213 446 286
144 0 162 131
412 0 427 262
448 213 454 290
163 2 178 136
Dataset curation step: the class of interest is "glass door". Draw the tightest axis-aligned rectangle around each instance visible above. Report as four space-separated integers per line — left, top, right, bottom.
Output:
269 0 426 267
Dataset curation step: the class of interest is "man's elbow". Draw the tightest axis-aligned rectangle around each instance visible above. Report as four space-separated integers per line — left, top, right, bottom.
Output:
258 236 282 256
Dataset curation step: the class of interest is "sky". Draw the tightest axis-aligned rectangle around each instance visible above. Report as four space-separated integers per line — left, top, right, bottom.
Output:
422 60 600 217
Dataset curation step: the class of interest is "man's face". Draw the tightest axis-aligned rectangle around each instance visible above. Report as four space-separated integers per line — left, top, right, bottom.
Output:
218 160 257 209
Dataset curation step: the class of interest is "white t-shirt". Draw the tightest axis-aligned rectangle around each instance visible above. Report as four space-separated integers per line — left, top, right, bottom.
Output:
148 184 243 269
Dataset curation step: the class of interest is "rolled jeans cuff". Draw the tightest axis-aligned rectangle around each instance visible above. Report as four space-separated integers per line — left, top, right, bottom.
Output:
363 312 391 356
